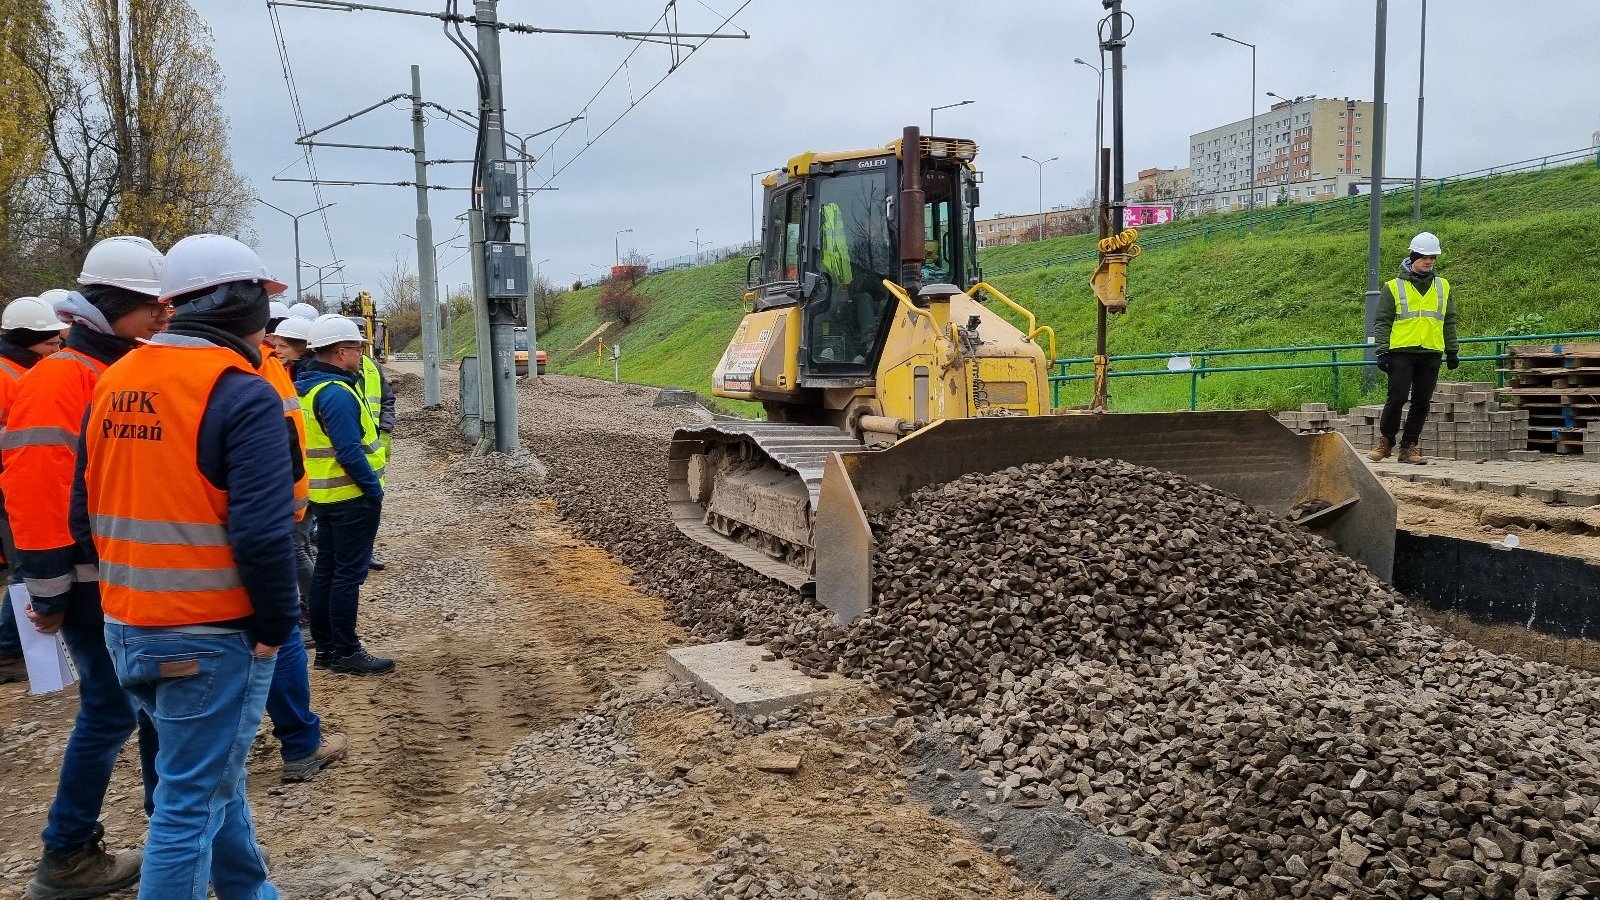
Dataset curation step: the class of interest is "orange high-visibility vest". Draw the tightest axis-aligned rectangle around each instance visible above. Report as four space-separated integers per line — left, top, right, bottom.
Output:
0 357 27 436
258 343 309 521
86 343 255 626
1 348 109 594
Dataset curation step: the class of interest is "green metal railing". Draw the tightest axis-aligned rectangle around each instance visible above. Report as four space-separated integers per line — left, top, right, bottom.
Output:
1050 331 1600 411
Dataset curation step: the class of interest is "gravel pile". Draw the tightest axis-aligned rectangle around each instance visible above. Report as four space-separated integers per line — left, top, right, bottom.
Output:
516 378 1600 899
851 458 1600 899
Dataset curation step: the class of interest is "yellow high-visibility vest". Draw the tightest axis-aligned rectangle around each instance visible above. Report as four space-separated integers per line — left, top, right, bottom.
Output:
1387 275 1450 352
302 380 385 504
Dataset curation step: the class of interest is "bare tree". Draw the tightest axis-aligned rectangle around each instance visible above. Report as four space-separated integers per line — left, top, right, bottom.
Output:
377 254 422 350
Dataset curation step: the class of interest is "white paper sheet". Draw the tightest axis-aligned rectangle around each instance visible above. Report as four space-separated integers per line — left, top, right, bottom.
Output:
9 583 77 695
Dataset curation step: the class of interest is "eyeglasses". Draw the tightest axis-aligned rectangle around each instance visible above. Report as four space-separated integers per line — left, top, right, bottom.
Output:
143 302 174 317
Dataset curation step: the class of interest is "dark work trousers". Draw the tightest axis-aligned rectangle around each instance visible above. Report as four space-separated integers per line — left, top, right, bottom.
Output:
307 496 380 659
1379 351 1443 446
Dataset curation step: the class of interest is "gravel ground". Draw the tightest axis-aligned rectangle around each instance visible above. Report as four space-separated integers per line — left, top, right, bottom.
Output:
515 374 1600 900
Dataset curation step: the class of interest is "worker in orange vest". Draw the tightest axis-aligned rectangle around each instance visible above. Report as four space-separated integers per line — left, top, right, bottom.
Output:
77 233 297 898
6 237 167 900
0 295 68 684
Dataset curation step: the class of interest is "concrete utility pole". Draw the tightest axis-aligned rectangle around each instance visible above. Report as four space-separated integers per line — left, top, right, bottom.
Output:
409 65 442 407
474 0 520 455
1365 0 1390 389
1413 0 1427 224
255 199 335 302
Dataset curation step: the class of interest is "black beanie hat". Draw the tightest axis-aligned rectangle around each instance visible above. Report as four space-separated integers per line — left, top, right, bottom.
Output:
80 283 152 325
171 281 271 338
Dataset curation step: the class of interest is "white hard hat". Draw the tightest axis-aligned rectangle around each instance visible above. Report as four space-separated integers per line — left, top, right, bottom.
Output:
269 300 291 320
273 317 311 341
37 288 71 308
1409 231 1442 256
288 302 319 320
158 234 288 302
2 296 59 332
78 236 164 296
305 314 367 350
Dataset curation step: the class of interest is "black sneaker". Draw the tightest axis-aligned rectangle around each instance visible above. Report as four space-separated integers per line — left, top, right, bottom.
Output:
368 558 386 572
329 650 394 676
313 651 331 670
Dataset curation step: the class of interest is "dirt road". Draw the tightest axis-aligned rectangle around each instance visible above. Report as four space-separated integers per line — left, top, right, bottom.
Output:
0 371 1056 900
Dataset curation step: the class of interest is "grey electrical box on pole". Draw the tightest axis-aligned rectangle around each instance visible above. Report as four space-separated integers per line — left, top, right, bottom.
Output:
486 242 529 300
475 0 520 455
409 65 442 408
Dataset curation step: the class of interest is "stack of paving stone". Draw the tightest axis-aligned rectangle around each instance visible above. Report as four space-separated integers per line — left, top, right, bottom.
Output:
1278 383 1529 460
1270 402 1336 433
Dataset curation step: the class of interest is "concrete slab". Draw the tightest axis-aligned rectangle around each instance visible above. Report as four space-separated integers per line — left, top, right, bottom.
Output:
665 640 853 717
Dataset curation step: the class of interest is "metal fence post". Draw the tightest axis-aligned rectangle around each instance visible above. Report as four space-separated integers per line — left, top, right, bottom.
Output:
1331 349 1341 408
1190 355 1205 410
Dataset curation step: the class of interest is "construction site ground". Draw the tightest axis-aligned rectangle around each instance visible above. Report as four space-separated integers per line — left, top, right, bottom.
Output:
0 368 1061 900
3 369 1598 899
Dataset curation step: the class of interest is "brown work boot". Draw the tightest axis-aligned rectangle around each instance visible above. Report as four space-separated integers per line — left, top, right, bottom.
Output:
1366 436 1394 462
282 731 349 782
0 653 26 684
1399 444 1427 465
25 824 141 900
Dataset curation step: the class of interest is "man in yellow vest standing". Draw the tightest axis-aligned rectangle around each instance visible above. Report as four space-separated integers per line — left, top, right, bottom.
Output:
352 321 393 572
1368 231 1458 466
297 316 392 675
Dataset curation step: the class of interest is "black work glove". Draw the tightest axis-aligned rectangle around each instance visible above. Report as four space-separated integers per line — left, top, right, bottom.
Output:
1376 355 1392 373
1446 354 1460 370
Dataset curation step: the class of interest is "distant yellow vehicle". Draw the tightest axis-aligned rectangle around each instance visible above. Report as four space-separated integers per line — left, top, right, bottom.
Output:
667 126 1395 624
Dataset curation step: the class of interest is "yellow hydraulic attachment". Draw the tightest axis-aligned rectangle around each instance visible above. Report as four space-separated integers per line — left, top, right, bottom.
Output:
1090 228 1141 312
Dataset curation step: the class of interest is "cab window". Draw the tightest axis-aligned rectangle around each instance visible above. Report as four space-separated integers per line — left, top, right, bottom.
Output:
809 169 894 372
763 186 803 283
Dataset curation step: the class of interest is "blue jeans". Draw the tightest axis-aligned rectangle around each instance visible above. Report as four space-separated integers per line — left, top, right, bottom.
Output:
42 585 159 854
265 626 320 760
308 497 380 658
106 623 277 900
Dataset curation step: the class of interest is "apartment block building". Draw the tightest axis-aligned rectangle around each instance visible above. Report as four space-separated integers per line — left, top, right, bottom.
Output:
1187 96 1383 213
974 207 1094 248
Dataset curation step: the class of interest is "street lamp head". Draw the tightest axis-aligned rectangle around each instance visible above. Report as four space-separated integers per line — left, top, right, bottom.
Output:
1211 31 1225 37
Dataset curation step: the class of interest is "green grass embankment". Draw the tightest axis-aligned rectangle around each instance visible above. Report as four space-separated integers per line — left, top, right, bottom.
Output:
412 161 1600 413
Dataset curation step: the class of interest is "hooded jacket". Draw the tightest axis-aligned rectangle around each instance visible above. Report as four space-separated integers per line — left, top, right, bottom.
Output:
295 359 384 502
1374 258 1459 358
0 293 138 614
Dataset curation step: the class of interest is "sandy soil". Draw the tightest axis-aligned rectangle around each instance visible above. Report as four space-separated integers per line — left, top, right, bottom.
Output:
0 368 1053 900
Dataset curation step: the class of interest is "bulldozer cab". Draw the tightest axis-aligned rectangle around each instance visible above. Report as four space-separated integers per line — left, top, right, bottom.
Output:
750 141 980 383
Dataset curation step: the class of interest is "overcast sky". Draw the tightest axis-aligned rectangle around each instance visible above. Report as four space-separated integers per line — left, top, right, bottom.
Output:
214 1 1600 306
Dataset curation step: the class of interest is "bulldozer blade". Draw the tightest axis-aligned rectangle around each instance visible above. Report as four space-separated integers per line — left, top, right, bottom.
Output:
813 410 1395 625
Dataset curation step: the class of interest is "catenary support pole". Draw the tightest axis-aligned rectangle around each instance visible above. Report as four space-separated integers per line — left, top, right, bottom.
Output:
1412 0 1426 224
1364 0 1389 389
475 0 519 454
410 65 441 407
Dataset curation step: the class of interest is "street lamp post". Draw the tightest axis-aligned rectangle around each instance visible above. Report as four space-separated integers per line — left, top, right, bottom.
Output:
1021 155 1059 242
306 260 345 301
692 227 705 261
614 228 633 266
1072 57 1105 219
749 169 779 249
929 99 975 134
255 199 335 301
1212 31 1257 228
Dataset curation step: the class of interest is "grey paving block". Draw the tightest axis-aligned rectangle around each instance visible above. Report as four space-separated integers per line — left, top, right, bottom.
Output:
665 640 852 717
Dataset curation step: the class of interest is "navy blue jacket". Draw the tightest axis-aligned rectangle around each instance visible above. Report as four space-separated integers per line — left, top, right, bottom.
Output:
295 359 383 502
70 338 300 647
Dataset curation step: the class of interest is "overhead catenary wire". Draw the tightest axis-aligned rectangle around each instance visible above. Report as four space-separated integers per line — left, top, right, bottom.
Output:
266 1 340 274
533 0 757 186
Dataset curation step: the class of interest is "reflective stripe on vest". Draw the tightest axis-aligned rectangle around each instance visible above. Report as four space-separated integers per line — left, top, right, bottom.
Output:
360 356 383 419
302 379 384 503
0 425 79 450
1387 276 1449 352
86 343 256 626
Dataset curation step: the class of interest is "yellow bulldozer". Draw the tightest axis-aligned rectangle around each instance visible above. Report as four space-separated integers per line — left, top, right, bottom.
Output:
668 126 1394 624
